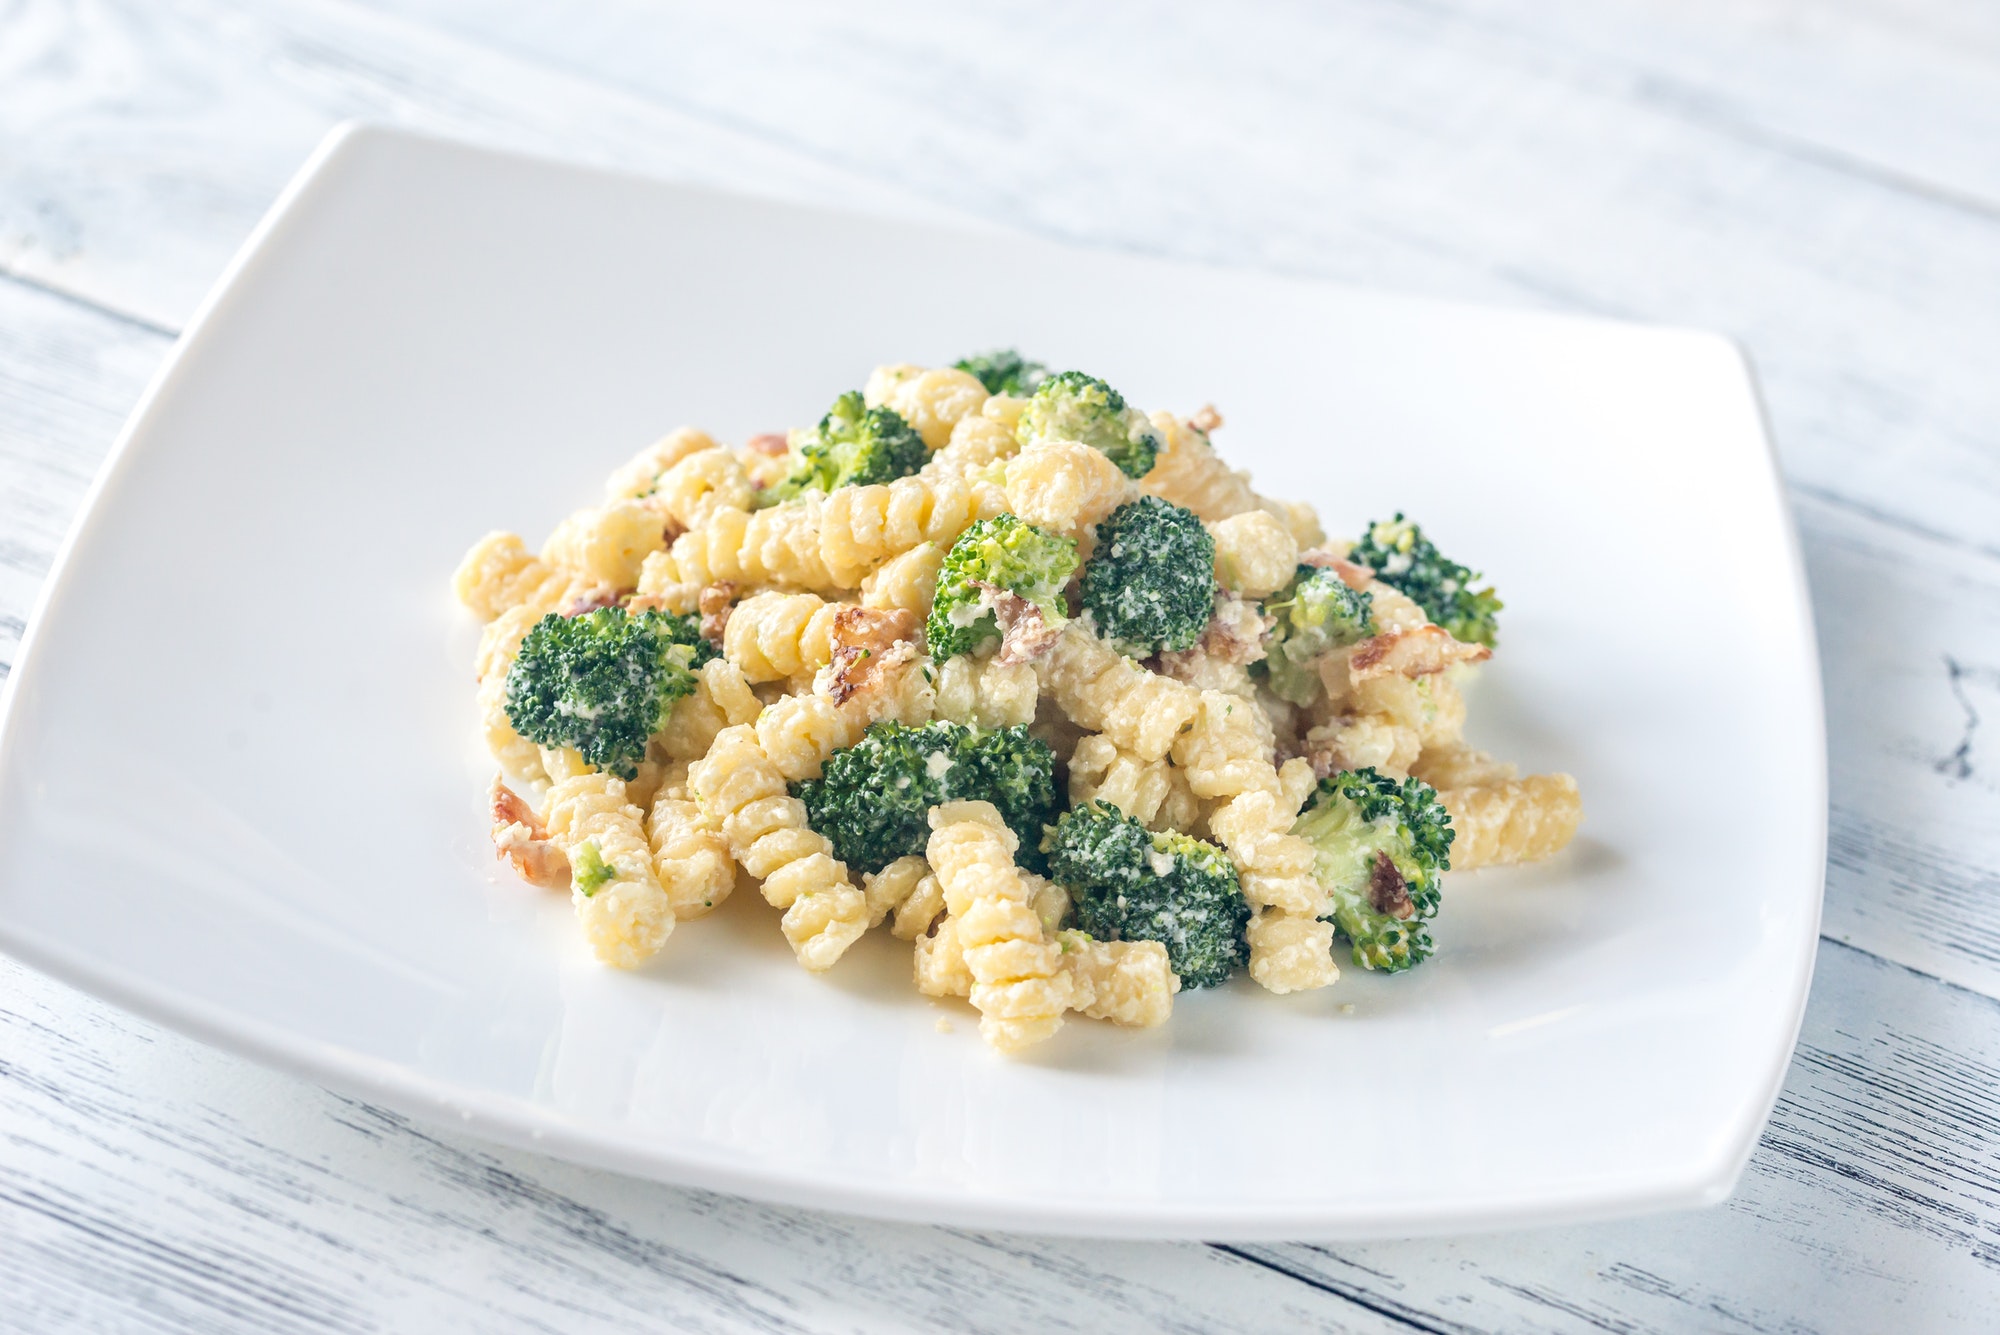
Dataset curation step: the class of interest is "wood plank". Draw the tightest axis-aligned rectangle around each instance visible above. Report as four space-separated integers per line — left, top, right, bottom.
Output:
1801 492 2000 998
0 275 166 675
1238 939 2000 1333
0 0 956 333
1462 0 2000 208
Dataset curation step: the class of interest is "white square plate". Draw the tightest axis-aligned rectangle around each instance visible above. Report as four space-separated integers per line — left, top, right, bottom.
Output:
0 125 1824 1240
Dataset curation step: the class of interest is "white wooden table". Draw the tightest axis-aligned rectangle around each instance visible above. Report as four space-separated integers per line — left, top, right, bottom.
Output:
4 2 1997 1329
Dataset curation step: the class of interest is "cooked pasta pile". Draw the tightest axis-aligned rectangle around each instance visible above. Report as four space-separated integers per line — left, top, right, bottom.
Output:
454 354 1581 1054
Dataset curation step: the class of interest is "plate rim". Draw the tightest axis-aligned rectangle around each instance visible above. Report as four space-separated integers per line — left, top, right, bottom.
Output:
0 121 1828 1240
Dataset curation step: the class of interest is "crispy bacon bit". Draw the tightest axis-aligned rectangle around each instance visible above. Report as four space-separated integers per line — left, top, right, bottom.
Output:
559 588 622 617
1369 849 1414 919
1297 550 1375 591
489 778 569 889
826 606 919 704
698 581 737 643
1188 404 1225 434
1346 624 1490 680
970 581 1063 666
745 432 791 457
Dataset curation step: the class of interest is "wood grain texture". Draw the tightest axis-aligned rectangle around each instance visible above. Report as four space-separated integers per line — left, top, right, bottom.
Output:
2 0 1999 1330
0 0 956 332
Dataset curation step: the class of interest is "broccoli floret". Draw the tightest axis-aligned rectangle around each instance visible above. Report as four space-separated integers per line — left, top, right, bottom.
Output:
1043 801 1249 989
1291 767 1453 973
1258 565 1377 705
572 841 618 897
763 390 927 503
796 721 1057 874
953 349 1048 396
1079 496 1215 655
1015 370 1161 478
1348 513 1502 648
925 514 1078 660
503 606 703 778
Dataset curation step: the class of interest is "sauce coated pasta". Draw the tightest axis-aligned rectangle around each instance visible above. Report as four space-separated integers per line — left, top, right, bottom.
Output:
454 350 1580 1052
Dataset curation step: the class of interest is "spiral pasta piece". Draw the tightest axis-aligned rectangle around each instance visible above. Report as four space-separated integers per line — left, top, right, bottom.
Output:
473 604 549 793
1438 773 1582 870
650 447 755 532
654 657 763 763
1410 740 1517 791
820 472 985 586
1003 440 1133 536
1057 931 1177 1028
724 591 845 684
932 655 1039 729
755 690 864 782
923 407 1020 482
670 500 839 592
1243 909 1340 995
541 499 670 592
689 725 867 969
648 769 736 919
1170 691 1334 993
925 801 1073 1053
453 532 591 622
631 547 701 615
1037 622 1200 762
1065 734 1199 832
862 855 932 929
881 367 989 451
1208 510 1299 599
860 541 947 615
545 773 675 968
603 427 722 501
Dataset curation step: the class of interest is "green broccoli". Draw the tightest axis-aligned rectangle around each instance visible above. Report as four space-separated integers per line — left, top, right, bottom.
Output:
1043 801 1249 989
503 606 704 778
1079 496 1215 655
953 349 1048 396
1015 370 1161 478
1348 513 1502 648
1258 565 1378 705
572 841 618 897
762 390 927 503
795 721 1057 874
925 514 1078 660
1291 767 1453 973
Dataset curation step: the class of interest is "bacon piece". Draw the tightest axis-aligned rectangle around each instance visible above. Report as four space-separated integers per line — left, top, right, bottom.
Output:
745 432 791 457
489 778 569 889
1187 404 1224 434
1296 550 1375 591
826 606 919 705
1368 850 1413 919
559 588 622 617
969 581 1063 666
698 581 737 643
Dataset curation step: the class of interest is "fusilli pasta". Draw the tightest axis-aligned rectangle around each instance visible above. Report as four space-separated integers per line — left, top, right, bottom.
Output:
1037 621 1200 762
925 801 1072 1053
820 472 986 585
1438 773 1582 870
689 724 868 970
545 773 675 969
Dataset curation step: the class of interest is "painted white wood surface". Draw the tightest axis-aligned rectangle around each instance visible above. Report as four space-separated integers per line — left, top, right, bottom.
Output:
2 1 1997 1329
